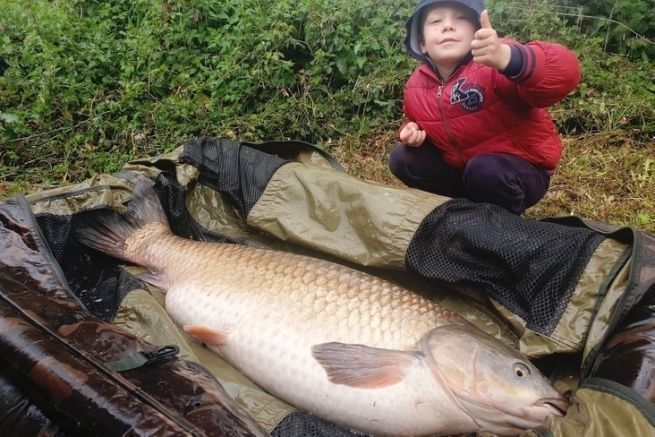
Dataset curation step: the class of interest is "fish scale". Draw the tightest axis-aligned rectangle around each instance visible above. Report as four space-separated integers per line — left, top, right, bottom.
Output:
139 238 455 350
76 180 569 436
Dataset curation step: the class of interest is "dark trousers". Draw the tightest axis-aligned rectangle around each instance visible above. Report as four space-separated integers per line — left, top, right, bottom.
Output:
389 143 551 214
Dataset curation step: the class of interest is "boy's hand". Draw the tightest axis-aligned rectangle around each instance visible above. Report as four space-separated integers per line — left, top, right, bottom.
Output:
400 122 426 147
471 10 511 71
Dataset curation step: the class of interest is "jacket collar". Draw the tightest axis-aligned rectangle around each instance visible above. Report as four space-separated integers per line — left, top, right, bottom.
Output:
417 53 474 82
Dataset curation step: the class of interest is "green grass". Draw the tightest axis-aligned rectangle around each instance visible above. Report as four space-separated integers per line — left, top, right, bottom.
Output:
527 133 654 230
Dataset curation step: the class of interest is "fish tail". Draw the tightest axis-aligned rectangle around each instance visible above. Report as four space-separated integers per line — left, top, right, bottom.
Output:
76 178 170 262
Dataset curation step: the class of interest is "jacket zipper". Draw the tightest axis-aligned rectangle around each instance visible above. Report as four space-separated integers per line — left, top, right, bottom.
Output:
436 82 466 167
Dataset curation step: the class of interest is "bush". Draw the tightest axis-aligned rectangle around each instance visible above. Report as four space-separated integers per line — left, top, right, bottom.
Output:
489 0 655 137
569 0 655 61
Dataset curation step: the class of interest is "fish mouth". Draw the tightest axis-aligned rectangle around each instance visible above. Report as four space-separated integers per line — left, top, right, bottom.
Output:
537 397 569 416
495 397 569 432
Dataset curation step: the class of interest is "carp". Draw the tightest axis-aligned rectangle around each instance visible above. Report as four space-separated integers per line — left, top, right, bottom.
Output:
76 179 567 436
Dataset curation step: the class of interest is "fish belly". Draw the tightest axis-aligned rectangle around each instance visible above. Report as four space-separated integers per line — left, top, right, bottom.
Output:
167 284 474 435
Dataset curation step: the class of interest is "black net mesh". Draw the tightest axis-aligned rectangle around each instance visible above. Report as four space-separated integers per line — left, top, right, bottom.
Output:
156 171 210 241
154 172 251 245
179 137 290 219
272 411 371 437
36 213 131 321
406 199 606 335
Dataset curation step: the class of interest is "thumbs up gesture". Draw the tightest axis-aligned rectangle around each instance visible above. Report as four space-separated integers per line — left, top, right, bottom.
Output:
471 10 511 70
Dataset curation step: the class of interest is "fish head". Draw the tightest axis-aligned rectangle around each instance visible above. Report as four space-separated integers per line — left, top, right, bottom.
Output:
422 323 568 435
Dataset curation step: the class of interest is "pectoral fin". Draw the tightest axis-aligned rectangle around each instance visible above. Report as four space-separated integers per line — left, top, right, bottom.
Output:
183 325 229 347
136 270 168 292
311 342 422 389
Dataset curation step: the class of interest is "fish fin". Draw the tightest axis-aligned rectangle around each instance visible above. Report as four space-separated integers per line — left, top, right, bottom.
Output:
75 177 170 262
136 271 168 292
183 325 229 346
311 342 421 389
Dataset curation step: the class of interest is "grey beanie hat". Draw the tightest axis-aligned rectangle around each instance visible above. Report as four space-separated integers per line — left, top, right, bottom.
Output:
405 0 485 63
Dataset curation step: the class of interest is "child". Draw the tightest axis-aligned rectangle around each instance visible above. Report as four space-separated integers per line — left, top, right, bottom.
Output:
389 0 581 214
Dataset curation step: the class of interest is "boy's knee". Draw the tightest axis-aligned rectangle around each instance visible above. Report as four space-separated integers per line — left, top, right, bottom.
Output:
464 154 517 188
462 154 551 214
463 154 528 214
388 144 410 176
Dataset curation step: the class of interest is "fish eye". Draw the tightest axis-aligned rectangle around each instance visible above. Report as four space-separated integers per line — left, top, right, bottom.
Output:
513 363 531 379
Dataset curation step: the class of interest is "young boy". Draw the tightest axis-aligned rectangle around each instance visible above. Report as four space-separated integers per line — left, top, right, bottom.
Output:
389 0 581 214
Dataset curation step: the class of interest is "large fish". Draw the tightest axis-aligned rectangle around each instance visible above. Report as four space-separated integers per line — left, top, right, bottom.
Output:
76 180 568 436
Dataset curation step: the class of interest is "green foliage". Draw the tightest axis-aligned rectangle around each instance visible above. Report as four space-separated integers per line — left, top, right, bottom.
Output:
570 0 655 60
489 0 655 137
493 0 655 60
0 0 653 187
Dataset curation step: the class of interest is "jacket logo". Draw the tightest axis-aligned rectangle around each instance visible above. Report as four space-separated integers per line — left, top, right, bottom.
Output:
450 77 484 112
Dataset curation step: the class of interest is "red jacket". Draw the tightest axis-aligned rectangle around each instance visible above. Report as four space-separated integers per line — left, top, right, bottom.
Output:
402 40 581 171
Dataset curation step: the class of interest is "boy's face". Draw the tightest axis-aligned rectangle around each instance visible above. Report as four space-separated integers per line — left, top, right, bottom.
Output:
420 4 477 69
